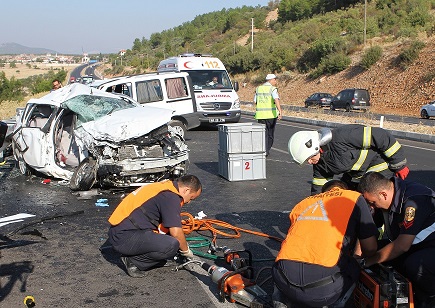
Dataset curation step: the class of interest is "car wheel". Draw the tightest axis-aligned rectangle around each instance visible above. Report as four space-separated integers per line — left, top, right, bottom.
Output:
69 157 97 191
12 144 32 176
17 155 32 176
169 120 187 139
421 109 430 119
345 104 351 112
330 103 335 111
304 102 309 108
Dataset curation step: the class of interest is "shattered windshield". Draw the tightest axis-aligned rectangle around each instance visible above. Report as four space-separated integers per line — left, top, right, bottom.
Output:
184 70 233 90
63 94 137 127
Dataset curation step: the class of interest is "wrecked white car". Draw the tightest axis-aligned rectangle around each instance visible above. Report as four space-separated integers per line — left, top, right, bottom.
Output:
11 83 189 190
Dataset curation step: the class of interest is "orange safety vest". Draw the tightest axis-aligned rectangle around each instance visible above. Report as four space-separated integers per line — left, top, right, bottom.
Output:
276 188 360 267
108 180 183 233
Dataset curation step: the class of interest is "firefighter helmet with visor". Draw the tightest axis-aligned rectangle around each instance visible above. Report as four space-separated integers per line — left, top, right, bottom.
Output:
288 128 332 165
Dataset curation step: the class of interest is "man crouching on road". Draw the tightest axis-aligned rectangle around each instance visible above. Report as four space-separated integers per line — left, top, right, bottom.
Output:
272 180 378 307
108 175 202 278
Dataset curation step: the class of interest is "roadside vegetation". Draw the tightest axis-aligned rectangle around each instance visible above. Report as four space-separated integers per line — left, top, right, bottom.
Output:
360 46 383 69
0 69 67 119
103 0 434 83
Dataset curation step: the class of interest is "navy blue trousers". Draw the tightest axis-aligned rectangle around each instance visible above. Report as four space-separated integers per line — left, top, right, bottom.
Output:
258 117 277 155
108 228 179 271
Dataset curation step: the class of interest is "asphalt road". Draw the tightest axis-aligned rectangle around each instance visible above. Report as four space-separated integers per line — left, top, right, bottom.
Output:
1 116 435 307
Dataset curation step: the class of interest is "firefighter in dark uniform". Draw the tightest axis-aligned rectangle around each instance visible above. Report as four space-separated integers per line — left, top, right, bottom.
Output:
358 172 435 307
107 175 202 278
272 180 378 307
288 124 409 195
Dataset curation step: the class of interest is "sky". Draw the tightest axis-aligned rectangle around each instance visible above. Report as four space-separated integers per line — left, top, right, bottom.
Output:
1 0 270 55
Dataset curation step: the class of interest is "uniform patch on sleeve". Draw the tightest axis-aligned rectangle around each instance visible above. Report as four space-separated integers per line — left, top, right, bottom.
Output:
403 206 416 229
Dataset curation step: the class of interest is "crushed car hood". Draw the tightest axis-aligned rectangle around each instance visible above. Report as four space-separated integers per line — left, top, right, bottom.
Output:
80 106 173 143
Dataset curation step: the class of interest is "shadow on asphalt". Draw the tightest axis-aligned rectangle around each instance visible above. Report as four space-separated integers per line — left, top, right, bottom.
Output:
0 261 34 301
194 162 218 176
99 239 122 270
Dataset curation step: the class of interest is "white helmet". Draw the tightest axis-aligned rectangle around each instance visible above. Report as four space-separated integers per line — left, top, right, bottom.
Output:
288 128 332 165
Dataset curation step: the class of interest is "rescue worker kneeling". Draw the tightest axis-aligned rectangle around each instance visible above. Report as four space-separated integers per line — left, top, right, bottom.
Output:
107 175 202 278
272 180 378 307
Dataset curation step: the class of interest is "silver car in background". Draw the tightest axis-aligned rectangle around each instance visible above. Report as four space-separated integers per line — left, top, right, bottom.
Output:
420 100 435 119
11 83 189 191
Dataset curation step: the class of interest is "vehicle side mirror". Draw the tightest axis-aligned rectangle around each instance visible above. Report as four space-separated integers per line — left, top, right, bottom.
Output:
233 81 239 92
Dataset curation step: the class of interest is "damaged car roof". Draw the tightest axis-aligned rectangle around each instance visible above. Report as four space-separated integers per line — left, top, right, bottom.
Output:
27 83 174 142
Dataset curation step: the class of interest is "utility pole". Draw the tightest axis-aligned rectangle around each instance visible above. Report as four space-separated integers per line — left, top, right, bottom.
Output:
251 18 254 52
364 0 367 46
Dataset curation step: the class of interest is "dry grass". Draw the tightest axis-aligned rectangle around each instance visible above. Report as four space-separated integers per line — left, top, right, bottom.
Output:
1 63 79 79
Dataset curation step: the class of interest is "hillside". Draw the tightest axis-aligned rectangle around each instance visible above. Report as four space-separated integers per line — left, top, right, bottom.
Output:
236 11 435 118
101 35 434 118
0 42 57 55
108 6 434 118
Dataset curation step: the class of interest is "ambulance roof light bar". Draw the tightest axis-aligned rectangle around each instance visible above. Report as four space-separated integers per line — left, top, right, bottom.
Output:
178 53 213 58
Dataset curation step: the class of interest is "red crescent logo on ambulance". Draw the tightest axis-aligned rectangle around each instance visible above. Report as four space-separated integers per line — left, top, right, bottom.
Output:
184 61 192 69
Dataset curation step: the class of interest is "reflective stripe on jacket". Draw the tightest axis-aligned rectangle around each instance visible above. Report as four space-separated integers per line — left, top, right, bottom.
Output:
276 188 359 267
255 84 278 119
311 124 407 195
108 180 182 226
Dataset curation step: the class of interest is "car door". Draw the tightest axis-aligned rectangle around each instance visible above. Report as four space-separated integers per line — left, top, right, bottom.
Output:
333 91 345 109
306 93 315 106
312 93 320 105
13 104 55 168
341 90 351 109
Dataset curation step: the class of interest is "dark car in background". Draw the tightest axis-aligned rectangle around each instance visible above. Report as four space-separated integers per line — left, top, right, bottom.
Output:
304 92 333 108
330 88 370 112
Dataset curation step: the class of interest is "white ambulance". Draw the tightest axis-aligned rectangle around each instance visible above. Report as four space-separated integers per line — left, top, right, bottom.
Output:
158 54 241 125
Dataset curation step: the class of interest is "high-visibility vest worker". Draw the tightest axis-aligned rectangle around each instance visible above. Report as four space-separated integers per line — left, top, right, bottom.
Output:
276 188 360 267
255 84 279 119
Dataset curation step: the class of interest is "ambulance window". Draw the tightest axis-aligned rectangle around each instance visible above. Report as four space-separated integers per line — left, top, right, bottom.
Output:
136 80 163 104
106 83 131 97
166 77 188 99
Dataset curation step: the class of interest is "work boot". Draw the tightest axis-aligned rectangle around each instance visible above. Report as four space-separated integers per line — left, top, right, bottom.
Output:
121 256 145 278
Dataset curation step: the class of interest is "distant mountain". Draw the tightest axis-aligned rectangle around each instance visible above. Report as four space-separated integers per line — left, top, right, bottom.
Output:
0 42 57 55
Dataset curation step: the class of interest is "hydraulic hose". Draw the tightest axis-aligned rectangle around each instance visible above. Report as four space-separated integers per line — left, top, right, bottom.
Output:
180 212 283 262
181 212 283 242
